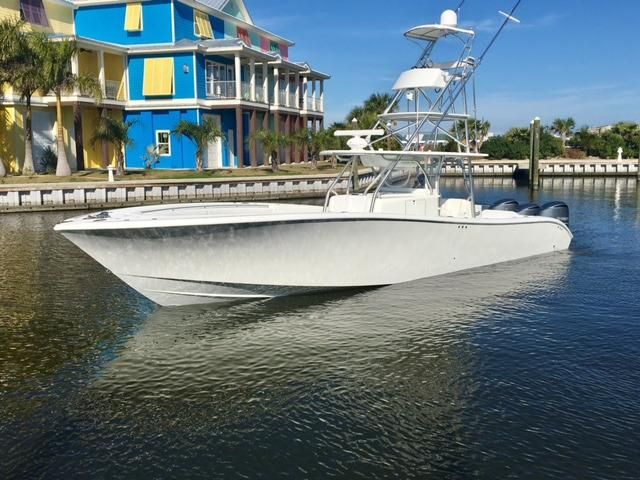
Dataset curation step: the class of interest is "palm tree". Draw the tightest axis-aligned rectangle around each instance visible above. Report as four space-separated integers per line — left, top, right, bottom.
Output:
363 92 394 114
551 117 576 154
453 118 491 153
347 92 396 130
0 19 47 175
39 39 102 176
172 118 223 172
250 130 290 172
90 116 134 176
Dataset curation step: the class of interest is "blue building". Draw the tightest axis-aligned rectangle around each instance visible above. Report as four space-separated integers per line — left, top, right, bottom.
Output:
0 0 328 172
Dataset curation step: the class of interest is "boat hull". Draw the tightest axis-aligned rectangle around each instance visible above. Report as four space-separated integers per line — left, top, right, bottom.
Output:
58 213 572 306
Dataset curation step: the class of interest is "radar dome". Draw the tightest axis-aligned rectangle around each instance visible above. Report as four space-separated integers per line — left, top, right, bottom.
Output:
440 9 457 27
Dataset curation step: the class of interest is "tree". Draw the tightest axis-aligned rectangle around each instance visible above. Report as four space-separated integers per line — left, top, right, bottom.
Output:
39 39 102 176
452 118 491 152
346 92 395 129
250 130 290 172
90 116 134 175
292 128 337 169
172 118 223 172
551 117 576 155
0 19 47 175
363 92 394 114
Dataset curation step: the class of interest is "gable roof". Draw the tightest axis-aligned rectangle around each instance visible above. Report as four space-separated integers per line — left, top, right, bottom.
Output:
195 0 252 24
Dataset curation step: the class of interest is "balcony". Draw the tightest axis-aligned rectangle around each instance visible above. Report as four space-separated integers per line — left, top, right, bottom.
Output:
104 80 125 101
304 95 322 112
255 84 265 103
241 81 251 101
206 81 236 99
278 89 287 106
288 92 298 108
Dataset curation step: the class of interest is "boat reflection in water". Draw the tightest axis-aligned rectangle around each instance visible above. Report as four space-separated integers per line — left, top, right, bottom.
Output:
90 252 571 430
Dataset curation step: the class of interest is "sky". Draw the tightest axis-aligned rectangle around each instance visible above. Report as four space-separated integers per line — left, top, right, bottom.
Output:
245 0 640 133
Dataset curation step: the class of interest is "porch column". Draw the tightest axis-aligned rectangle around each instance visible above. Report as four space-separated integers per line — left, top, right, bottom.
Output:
273 66 279 107
320 80 325 113
302 77 308 111
98 50 106 96
302 115 309 162
285 114 291 163
262 111 269 130
285 69 290 107
250 109 258 167
250 58 256 102
234 53 242 100
235 106 244 167
320 117 325 130
311 80 316 112
262 63 269 104
295 73 300 109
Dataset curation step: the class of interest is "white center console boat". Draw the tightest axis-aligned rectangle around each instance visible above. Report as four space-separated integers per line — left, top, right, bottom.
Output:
55 6 572 307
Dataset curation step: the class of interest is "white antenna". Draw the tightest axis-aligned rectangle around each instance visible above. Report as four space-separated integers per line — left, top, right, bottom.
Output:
498 10 521 23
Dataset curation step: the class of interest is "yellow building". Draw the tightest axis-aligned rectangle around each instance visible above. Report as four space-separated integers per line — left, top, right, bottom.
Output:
0 0 126 173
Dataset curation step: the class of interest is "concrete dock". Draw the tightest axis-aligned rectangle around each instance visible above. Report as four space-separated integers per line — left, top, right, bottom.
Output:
0 159 638 213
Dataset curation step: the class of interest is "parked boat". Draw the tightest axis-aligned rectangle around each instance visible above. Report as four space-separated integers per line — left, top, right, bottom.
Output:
55 6 572 307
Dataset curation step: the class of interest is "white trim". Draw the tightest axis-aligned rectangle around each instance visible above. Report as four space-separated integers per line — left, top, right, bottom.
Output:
170 0 176 43
192 53 198 99
155 130 172 156
124 55 131 102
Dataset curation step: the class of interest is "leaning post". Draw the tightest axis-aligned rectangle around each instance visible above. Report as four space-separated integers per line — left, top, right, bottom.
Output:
529 117 541 191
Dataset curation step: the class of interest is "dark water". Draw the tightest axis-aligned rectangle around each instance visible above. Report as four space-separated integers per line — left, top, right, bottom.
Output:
1 177 639 479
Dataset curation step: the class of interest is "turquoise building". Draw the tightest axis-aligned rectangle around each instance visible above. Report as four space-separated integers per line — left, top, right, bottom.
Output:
0 0 328 171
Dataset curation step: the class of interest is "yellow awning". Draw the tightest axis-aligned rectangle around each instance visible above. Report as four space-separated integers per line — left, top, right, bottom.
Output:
143 58 174 96
124 3 142 32
194 10 213 39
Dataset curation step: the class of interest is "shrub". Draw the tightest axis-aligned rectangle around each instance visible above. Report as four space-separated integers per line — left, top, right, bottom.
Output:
565 148 585 159
38 145 57 173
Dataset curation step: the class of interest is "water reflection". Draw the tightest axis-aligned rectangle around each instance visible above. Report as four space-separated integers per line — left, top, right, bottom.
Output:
1 178 639 479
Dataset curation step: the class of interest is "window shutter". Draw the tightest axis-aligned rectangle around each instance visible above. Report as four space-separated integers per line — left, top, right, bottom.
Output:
194 11 213 39
124 3 142 32
143 58 175 96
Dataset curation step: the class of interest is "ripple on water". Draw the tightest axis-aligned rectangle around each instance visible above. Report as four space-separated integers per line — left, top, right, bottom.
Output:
1 179 640 479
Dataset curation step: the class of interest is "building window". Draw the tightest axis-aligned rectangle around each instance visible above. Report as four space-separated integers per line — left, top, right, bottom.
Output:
194 10 213 39
124 3 143 32
142 58 175 96
155 130 171 156
20 0 48 27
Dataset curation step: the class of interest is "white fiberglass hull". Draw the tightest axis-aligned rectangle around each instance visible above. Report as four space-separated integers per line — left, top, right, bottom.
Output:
55 203 572 307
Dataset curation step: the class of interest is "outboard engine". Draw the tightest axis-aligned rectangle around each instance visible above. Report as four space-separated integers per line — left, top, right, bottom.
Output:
518 203 541 216
489 198 519 212
540 201 570 224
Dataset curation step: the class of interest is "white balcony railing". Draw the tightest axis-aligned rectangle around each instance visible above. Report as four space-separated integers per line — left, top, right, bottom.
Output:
288 92 298 108
241 81 251 101
206 81 236 99
255 84 265 103
278 89 287 106
104 80 124 101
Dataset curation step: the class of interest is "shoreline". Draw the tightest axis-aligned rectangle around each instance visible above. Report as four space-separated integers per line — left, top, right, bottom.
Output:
1 159 638 214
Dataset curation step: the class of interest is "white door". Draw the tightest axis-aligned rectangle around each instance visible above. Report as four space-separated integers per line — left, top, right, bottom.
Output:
203 114 222 169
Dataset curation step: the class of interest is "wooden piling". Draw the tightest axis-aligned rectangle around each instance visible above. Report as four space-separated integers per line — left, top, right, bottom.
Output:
529 117 541 190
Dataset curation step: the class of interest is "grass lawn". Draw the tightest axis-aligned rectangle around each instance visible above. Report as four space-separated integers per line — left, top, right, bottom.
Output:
0 161 345 185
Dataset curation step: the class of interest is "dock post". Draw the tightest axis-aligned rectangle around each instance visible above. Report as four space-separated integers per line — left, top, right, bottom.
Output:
529 117 541 190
